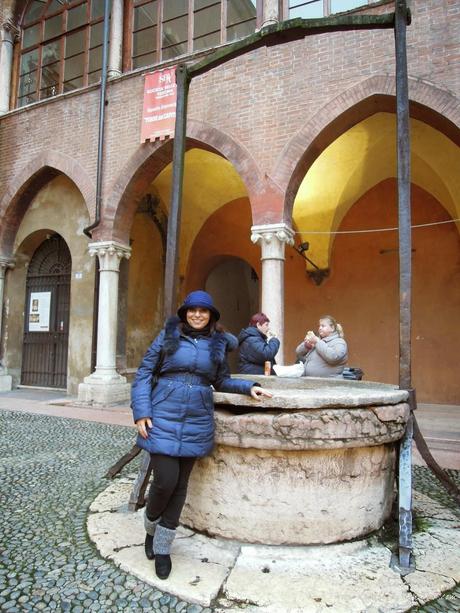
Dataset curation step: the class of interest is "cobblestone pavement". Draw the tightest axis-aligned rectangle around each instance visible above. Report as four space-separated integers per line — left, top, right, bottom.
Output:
0 409 458 612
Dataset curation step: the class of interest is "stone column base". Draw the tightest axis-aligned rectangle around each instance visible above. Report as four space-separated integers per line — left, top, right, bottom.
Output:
78 373 131 405
0 371 13 391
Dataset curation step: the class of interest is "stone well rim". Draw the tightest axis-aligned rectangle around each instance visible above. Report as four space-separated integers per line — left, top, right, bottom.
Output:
215 375 409 410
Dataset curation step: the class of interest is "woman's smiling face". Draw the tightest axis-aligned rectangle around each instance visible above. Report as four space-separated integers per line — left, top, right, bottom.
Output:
186 307 211 330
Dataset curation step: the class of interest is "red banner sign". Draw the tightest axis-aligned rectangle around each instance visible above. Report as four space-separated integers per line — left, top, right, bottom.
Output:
140 67 177 143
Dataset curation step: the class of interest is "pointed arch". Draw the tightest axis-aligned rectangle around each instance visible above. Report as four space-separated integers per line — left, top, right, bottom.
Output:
0 150 94 254
103 120 264 244
270 75 460 221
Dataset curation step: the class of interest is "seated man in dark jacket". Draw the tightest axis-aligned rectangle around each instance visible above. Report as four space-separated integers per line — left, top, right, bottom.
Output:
237 312 280 375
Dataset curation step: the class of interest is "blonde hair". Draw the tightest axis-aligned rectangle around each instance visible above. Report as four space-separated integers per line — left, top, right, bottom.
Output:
320 315 344 338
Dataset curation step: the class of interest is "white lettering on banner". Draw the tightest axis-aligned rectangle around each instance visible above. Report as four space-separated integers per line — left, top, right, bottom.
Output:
146 85 175 94
147 102 177 112
144 112 176 123
141 67 177 142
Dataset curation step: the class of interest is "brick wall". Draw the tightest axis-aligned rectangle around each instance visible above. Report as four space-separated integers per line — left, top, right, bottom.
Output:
0 0 458 242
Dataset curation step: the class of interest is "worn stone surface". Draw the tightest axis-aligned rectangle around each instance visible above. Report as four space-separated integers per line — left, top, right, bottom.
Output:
114 546 232 607
87 481 460 613
404 571 455 604
411 527 460 582
2 408 459 613
88 510 145 557
214 386 409 410
87 513 240 607
182 444 396 544
88 476 134 512
223 541 415 613
215 403 410 450
412 490 459 522
233 375 405 393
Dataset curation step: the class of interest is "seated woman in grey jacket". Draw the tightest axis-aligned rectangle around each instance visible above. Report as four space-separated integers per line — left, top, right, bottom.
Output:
295 315 348 377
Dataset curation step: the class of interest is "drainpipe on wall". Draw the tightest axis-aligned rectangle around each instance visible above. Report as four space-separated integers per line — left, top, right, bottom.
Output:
84 0 110 238
83 0 110 370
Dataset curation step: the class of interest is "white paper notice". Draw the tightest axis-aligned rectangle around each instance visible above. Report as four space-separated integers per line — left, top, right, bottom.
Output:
28 291 51 332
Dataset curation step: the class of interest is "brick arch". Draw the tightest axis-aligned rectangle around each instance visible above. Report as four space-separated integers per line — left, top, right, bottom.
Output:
186 119 264 199
104 121 264 245
0 150 95 254
97 139 174 243
271 75 460 221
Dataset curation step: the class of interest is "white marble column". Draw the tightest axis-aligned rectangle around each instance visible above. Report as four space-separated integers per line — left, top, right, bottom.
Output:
0 256 15 390
261 0 280 28
108 0 123 79
78 241 131 404
0 21 19 115
251 223 294 364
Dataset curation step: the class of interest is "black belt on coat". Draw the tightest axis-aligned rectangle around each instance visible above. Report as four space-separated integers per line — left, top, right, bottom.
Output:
161 372 211 387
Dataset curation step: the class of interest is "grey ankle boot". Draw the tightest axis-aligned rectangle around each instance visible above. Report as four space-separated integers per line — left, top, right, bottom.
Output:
144 513 160 560
152 524 176 579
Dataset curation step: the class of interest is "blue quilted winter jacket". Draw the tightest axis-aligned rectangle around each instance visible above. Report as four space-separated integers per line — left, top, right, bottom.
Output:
131 317 255 457
237 326 280 375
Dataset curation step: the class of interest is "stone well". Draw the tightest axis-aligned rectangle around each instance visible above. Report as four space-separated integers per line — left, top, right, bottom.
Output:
181 376 409 546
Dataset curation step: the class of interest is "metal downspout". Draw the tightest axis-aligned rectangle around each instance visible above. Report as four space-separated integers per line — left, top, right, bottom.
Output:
84 0 111 239
83 0 110 371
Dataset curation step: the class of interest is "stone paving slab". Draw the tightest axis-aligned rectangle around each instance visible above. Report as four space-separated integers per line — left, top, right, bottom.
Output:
115 545 233 607
222 541 414 613
88 508 239 606
87 474 460 612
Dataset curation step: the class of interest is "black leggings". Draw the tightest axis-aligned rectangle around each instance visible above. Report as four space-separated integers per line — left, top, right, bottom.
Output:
146 454 196 530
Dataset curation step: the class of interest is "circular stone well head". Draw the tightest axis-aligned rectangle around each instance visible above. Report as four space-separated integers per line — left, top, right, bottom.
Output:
181 376 409 545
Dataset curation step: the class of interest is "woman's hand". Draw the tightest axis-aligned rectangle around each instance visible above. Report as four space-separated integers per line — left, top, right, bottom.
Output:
305 331 318 346
136 417 152 439
251 386 273 400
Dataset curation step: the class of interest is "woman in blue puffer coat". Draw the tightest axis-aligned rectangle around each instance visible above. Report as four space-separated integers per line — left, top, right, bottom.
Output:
131 290 271 581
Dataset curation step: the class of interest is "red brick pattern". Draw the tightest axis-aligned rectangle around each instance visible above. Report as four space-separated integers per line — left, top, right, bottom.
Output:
0 0 458 244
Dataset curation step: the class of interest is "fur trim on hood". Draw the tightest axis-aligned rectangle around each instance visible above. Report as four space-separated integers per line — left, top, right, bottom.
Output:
163 316 229 364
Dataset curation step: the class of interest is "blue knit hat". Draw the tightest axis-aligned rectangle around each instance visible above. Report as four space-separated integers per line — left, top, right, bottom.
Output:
177 290 220 321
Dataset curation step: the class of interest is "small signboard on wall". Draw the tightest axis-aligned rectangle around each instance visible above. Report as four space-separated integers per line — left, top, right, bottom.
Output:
28 291 51 332
140 67 177 143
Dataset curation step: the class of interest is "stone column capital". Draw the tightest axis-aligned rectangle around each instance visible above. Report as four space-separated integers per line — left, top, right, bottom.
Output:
251 223 295 260
1 20 20 43
0 256 15 278
88 241 131 272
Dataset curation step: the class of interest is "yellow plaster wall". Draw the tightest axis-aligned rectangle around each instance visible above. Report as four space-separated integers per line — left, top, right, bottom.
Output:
152 148 248 279
126 211 164 369
293 114 460 270
285 179 460 404
6 175 94 393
